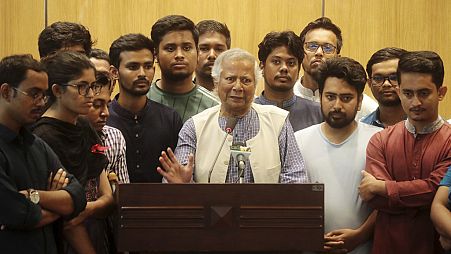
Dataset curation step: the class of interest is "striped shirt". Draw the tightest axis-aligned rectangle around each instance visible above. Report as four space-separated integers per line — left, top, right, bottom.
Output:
175 108 309 183
147 80 219 123
101 125 129 183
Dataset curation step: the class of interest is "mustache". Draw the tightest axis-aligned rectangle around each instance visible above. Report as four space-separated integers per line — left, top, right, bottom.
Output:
133 78 150 85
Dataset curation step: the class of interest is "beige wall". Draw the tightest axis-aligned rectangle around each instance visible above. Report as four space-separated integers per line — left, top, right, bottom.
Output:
1 0 450 118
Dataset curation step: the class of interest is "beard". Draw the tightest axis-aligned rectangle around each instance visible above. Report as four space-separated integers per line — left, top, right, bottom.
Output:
265 77 294 93
119 81 150 97
322 109 357 129
378 97 401 107
162 69 193 82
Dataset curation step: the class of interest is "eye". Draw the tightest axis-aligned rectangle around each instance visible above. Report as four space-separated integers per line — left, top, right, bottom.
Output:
287 60 297 67
325 94 336 101
199 46 209 52
126 64 139 71
144 63 154 69
388 74 398 82
341 96 352 102
225 76 235 83
271 59 281 65
372 76 384 83
183 45 192 51
403 91 413 98
164 46 175 52
241 78 252 85
419 91 430 98
215 47 226 53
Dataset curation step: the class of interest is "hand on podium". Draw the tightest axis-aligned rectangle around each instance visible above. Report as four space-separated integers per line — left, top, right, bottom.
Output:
157 147 193 183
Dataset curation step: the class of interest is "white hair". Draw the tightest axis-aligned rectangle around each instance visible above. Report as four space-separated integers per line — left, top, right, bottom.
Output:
211 48 262 83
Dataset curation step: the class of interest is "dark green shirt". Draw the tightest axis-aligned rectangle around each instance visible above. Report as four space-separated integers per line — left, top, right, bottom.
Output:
0 124 86 254
147 80 219 122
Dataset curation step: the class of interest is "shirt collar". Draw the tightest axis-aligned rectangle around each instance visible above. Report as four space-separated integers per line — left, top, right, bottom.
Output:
258 91 296 109
111 94 151 120
405 116 444 135
0 123 35 144
298 77 320 102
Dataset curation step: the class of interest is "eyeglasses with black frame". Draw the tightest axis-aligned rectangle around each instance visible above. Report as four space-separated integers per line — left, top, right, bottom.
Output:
95 72 113 91
60 81 102 96
304 42 337 54
12 87 49 104
371 74 398 87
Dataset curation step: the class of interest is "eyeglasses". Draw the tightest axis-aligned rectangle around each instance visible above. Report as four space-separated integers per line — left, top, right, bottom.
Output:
304 42 337 54
95 73 113 90
12 87 49 104
60 81 102 96
371 74 398 86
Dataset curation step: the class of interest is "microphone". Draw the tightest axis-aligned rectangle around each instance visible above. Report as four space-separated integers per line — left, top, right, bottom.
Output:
230 143 251 183
207 117 238 183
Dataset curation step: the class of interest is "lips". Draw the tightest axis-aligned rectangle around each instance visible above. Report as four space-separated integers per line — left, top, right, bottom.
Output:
133 80 150 86
275 75 291 82
171 62 189 68
311 59 323 65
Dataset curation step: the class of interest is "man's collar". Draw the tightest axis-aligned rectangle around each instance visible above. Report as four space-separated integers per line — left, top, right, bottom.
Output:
0 123 35 144
298 77 320 102
405 116 444 136
259 91 296 109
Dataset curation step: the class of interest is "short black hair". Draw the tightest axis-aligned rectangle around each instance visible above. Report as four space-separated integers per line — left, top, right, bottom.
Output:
151 15 198 53
397 51 444 89
196 20 231 49
366 47 407 77
317 57 367 96
299 17 343 54
41 51 95 105
89 48 110 64
109 33 155 69
38 21 93 58
258 31 304 65
0 54 46 88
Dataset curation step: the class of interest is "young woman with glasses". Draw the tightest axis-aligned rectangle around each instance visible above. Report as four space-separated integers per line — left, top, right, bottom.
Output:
32 51 113 254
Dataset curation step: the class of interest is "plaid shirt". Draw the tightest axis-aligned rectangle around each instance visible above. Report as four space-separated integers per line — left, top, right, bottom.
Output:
175 107 309 183
101 125 129 183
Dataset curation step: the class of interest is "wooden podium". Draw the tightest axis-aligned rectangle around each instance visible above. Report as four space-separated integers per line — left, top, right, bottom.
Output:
117 183 324 252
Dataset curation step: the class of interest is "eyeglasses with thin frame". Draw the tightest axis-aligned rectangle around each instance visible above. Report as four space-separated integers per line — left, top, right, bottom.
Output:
304 42 337 54
59 81 102 96
371 74 398 87
12 87 49 104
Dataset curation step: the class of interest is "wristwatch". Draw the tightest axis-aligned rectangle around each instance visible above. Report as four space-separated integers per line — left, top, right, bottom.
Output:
27 189 40 204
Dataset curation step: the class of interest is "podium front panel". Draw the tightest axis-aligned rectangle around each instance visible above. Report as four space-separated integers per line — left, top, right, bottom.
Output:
117 183 324 252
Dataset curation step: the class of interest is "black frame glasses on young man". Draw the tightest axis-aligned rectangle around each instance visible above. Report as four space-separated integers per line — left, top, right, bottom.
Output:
12 87 49 104
59 81 102 96
371 74 398 87
304 42 337 54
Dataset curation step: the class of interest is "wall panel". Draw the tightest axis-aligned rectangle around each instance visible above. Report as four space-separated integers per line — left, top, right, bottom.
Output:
325 0 451 118
0 0 44 58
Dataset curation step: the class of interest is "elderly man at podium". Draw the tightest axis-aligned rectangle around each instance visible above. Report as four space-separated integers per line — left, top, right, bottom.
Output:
157 48 309 184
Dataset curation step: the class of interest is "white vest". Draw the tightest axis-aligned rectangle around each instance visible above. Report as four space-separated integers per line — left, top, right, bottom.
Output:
192 104 288 183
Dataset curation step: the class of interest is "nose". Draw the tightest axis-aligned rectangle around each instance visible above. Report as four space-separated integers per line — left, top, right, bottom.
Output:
280 61 288 73
175 47 184 60
333 98 343 110
138 66 146 77
100 104 110 119
314 46 324 56
411 94 422 107
207 49 217 61
232 79 244 91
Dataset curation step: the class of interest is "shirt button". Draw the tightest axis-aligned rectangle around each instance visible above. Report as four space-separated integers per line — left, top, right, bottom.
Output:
137 165 140 169
136 150 139 154
135 134 139 138
0 225 5 230
224 160 228 165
